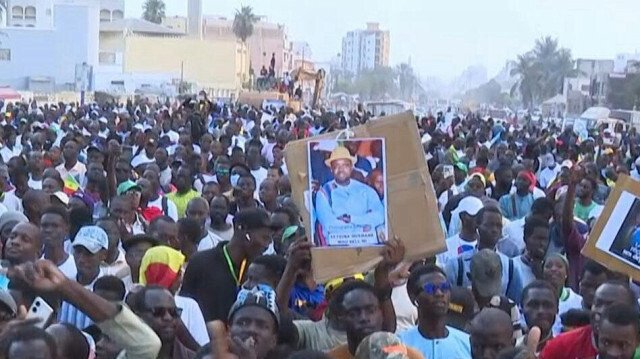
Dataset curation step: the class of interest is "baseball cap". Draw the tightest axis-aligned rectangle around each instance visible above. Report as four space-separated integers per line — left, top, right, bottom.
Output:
0 290 17 315
72 191 96 210
88 139 106 154
117 180 141 196
446 286 476 331
228 285 280 327
233 208 278 231
456 196 483 217
560 160 573 170
355 332 410 359
51 191 70 206
469 249 503 298
72 226 109 254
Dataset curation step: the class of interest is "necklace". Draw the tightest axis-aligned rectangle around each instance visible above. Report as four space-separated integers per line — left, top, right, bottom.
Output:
223 245 246 286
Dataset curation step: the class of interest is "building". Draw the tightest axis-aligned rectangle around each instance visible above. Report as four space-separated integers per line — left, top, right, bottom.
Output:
0 0 100 92
187 0 202 39
341 22 390 75
203 15 293 77
614 53 640 74
96 17 249 98
162 16 187 34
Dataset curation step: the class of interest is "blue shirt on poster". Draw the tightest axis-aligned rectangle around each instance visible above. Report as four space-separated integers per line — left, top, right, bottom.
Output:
315 179 385 246
398 325 471 359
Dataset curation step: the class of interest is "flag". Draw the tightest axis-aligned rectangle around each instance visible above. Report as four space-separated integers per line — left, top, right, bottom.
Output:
63 174 80 195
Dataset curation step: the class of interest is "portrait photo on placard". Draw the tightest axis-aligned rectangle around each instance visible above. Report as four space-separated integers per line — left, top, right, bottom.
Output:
595 190 640 268
307 138 388 247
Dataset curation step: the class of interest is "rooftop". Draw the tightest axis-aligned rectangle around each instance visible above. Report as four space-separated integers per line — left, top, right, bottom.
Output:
100 18 183 35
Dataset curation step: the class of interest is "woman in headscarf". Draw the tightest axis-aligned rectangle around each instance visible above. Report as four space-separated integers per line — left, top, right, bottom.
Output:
542 253 583 336
139 246 209 346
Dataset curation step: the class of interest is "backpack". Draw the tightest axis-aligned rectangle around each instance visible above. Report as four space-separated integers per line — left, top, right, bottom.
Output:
161 196 169 216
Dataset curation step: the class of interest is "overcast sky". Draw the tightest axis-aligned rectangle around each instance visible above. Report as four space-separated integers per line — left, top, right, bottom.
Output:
125 0 640 81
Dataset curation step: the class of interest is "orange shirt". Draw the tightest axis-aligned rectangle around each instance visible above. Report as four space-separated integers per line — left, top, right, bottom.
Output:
327 343 424 359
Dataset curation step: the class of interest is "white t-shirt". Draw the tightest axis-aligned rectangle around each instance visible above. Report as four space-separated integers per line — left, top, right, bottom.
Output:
194 173 217 193
251 167 268 191
437 234 476 266
552 287 583 336
391 283 418 333
502 217 526 254
161 130 179 144
58 255 78 279
197 231 225 252
438 186 459 210
175 295 209 346
131 152 155 168
398 325 471 359
28 177 42 190
159 167 172 187
147 196 178 221
2 190 23 213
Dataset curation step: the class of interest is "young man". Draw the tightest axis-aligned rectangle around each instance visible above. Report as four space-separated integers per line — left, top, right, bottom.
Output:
28 150 45 190
56 139 86 184
181 208 277 322
438 196 483 264
59 225 109 329
40 206 77 278
96 217 129 279
517 280 558 353
142 168 179 221
468 308 515 359
5 222 42 267
230 173 261 215
444 206 520 300
399 264 471 359
540 280 637 359
22 190 51 227
499 171 535 220
327 281 421 359
167 165 199 219
198 195 233 251
122 234 158 292
259 179 279 213
596 303 639 359
510 217 551 303
185 197 209 243
574 177 603 223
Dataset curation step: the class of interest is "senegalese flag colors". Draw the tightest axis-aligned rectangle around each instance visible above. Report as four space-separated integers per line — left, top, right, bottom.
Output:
63 174 81 195
139 246 185 289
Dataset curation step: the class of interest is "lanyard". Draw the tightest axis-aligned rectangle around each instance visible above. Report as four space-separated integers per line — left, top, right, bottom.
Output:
223 245 246 286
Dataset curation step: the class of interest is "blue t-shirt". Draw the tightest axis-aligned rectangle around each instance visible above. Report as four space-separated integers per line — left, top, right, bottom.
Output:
398 325 471 359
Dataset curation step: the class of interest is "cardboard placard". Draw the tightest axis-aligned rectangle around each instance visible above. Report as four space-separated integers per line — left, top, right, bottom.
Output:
284 111 446 282
582 174 640 282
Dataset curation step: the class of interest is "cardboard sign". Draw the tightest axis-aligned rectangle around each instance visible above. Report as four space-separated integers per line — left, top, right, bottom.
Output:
284 111 446 282
582 174 640 282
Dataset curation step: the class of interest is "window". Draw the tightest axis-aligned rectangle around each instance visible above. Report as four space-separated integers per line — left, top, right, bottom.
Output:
0 49 11 61
99 52 116 64
100 9 111 22
24 6 36 20
11 6 23 20
112 10 123 20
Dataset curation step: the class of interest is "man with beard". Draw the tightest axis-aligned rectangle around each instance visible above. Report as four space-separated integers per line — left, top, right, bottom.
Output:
198 195 234 251
499 171 535 220
181 208 277 321
516 280 558 354
573 176 603 223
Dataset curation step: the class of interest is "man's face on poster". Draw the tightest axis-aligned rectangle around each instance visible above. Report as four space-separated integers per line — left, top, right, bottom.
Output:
331 159 353 184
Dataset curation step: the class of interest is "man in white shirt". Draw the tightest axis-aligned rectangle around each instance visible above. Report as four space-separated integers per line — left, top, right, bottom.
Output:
0 126 21 164
246 139 268 191
131 138 157 170
141 168 178 221
501 197 554 257
40 206 77 279
538 153 560 189
56 139 86 184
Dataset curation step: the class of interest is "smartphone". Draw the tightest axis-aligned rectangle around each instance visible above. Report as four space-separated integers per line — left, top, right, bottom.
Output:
443 165 454 179
27 297 54 328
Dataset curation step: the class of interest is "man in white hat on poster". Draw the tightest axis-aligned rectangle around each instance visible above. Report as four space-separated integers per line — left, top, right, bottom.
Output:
314 145 385 247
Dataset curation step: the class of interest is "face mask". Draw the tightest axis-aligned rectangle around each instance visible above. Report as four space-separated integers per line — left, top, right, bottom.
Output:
230 174 240 187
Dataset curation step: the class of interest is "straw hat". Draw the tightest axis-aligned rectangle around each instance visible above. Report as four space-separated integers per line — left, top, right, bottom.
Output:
325 146 356 167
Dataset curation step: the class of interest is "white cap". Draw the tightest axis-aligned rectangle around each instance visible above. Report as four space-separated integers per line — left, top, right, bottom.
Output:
560 160 573 169
456 196 484 217
51 191 69 206
72 226 109 254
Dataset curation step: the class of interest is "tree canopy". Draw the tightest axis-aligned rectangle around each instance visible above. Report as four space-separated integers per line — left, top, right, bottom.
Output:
233 6 258 43
142 0 165 24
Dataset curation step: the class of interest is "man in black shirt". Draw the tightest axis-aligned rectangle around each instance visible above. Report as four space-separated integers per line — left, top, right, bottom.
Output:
180 207 277 322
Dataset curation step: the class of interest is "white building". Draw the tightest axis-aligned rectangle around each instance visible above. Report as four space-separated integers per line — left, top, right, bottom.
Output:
341 22 390 75
4 0 122 27
614 53 640 74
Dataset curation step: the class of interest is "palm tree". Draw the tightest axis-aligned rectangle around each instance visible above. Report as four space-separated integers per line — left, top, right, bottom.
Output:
142 0 165 24
510 53 540 108
233 6 258 43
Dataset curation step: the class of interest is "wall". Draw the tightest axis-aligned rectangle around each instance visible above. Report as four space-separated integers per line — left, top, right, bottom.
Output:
123 35 248 93
7 0 53 28
0 3 97 91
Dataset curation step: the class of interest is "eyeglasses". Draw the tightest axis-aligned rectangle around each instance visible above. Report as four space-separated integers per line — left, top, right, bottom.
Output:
148 307 183 318
423 282 451 295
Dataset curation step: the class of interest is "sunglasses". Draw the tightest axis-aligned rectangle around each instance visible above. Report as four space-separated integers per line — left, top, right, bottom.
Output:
423 282 451 295
216 169 230 175
148 307 183 318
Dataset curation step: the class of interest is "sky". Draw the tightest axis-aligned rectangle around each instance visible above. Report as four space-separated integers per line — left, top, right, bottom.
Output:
126 0 640 82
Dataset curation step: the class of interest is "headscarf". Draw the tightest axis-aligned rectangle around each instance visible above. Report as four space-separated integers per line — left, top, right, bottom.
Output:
139 246 185 289
519 171 537 192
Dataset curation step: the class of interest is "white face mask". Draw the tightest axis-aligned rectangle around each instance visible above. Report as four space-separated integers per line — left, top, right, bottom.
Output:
230 174 240 187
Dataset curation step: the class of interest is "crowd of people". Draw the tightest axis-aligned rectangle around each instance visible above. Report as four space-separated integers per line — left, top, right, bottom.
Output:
0 94 638 359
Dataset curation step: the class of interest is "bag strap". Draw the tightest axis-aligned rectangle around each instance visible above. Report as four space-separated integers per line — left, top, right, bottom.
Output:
162 196 168 216
506 258 514 295
511 194 518 218
457 256 464 287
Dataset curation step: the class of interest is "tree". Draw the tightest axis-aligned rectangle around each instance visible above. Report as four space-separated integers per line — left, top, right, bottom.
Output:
510 36 577 107
608 74 640 110
142 0 165 24
396 63 418 101
233 6 258 43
